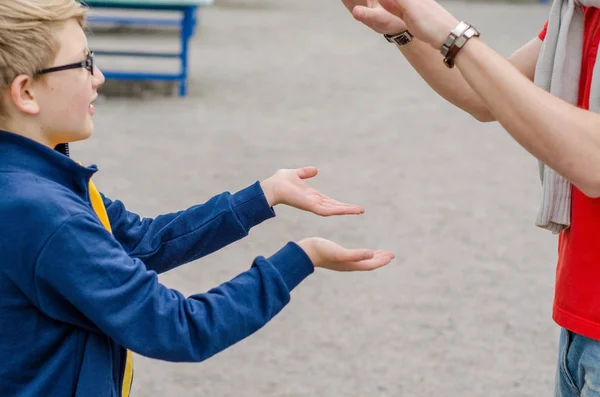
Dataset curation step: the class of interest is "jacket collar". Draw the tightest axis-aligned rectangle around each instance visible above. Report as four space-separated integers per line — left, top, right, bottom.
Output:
0 130 97 194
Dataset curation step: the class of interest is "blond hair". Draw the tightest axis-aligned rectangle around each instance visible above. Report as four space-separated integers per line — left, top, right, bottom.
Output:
0 0 87 115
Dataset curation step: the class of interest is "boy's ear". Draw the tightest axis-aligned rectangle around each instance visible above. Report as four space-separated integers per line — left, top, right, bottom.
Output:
9 75 40 116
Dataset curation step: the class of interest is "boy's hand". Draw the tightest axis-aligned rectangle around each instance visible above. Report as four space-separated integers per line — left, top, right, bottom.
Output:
260 167 365 216
341 0 407 35
297 237 395 271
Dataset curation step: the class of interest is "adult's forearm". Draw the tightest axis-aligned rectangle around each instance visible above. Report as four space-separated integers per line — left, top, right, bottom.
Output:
399 38 494 121
455 37 600 197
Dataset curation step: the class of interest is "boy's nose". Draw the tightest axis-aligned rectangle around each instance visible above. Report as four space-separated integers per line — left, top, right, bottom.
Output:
93 65 105 88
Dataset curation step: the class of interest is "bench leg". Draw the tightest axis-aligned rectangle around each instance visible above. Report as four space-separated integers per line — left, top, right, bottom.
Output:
179 6 196 97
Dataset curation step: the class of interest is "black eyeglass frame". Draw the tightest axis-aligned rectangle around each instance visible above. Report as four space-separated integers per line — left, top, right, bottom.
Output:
36 52 94 76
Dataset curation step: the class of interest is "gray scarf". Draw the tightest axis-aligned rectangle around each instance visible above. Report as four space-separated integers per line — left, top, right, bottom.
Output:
534 0 600 234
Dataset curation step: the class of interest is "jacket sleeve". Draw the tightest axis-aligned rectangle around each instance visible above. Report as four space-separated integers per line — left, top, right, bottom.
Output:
34 211 313 362
101 182 275 274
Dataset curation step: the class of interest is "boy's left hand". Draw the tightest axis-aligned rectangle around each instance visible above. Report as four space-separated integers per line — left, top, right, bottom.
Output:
260 167 365 216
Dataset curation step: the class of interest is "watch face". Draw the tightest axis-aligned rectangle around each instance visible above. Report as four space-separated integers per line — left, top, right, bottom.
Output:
385 32 412 45
394 34 411 45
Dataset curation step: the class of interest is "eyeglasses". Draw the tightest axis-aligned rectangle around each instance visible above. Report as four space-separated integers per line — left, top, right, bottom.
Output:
36 52 94 76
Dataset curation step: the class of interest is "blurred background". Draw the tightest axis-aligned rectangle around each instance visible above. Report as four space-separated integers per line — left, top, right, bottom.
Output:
78 0 555 395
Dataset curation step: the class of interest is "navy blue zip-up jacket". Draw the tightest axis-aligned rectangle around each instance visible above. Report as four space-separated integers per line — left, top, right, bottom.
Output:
0 130 314 396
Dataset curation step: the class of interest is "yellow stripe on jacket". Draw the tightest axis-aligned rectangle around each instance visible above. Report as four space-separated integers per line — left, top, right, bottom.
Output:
88 179 134 397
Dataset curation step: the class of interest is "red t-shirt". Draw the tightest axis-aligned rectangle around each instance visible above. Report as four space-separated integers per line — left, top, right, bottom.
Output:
539 9 600 340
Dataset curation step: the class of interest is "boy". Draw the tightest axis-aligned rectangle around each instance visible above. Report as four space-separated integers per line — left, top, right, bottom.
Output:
0 1 395 396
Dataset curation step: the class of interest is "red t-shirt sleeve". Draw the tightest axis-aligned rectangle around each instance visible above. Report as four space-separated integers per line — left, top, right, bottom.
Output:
538 20 549 41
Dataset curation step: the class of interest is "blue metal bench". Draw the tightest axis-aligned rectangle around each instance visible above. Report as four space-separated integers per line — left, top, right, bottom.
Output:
81 0 214 97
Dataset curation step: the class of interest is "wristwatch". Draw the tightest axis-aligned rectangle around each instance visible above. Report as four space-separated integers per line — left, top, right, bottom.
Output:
441 23 480 68
383 30 413 46
440 21 470 58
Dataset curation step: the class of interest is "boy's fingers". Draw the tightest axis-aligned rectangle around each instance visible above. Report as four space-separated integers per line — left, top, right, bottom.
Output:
335 248 374 263
295 166 318 179
317 201 365 216
345 251 395 271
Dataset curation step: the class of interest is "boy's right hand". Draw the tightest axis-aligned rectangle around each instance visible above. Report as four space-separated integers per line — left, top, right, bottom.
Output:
297 238 394 271
341 0 407 35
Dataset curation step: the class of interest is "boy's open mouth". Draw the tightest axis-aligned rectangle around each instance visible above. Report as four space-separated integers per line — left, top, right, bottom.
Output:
89 96 98 113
